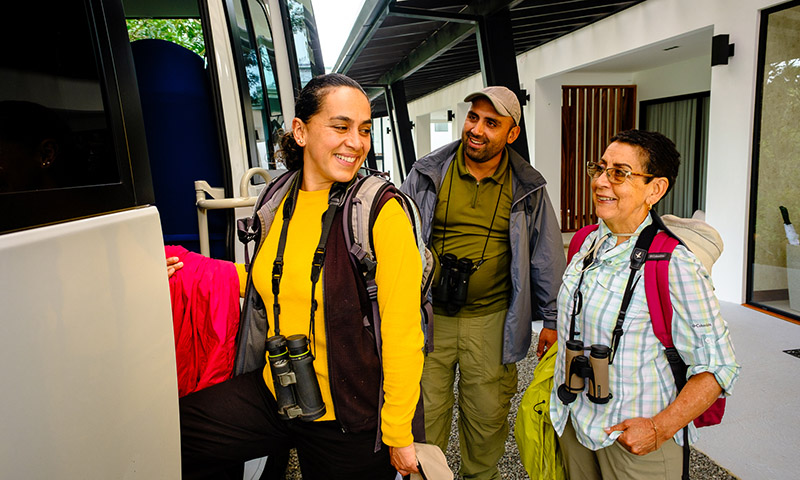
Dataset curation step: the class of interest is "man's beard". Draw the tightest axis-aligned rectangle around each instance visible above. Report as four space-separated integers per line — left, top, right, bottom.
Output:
463 132 502 164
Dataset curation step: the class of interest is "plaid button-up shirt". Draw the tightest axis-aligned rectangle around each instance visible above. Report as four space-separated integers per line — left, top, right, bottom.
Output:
550 216 740 449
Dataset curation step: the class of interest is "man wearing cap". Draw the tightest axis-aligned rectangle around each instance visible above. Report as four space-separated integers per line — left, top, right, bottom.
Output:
401 86 565 479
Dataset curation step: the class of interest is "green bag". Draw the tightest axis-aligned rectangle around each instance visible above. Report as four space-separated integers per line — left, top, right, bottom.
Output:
515 344 566 480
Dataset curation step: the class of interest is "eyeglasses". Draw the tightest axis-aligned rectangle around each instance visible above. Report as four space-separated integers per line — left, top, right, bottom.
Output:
586 161 654 184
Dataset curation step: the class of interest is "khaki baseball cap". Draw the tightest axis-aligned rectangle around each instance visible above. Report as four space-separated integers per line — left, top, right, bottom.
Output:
409 442 453 480
464 86 521 125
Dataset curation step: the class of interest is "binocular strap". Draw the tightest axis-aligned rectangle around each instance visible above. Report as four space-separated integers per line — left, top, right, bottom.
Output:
270 174 352 347
437 158 507 270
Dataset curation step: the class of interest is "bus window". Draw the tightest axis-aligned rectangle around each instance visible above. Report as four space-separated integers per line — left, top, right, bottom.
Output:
0 1 151 233
286 0 325 86
0 6 120 195
230 0 285 170
127 18 206 57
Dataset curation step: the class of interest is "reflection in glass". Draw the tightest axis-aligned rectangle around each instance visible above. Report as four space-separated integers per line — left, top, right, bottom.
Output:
287 0 325 86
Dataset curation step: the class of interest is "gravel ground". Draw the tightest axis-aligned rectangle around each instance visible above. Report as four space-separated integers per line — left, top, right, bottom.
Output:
279 332 738 479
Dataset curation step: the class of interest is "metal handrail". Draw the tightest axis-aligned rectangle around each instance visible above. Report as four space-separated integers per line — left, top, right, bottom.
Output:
195 168 271 257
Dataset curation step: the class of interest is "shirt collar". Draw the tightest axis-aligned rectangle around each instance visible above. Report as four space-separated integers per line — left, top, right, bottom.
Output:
594 214 653 262
455 144 509 184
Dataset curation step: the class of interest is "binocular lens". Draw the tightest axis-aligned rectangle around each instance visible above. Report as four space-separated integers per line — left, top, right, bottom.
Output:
286 334 310 356
267 335 288 356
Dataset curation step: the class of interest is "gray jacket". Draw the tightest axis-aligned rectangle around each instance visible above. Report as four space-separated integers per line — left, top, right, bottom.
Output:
401 140 565 364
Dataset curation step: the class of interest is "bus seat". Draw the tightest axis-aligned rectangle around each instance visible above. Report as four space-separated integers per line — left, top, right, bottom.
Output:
131 39 228 258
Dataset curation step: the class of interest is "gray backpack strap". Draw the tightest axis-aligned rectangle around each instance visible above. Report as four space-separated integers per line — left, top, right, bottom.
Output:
233 170 299 375
343 175 436 352
236 171 297 271
344 175 389 271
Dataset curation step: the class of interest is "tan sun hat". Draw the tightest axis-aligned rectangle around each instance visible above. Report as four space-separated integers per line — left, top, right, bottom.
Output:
661 214 724 274
464 86 521 125
408 442 453 480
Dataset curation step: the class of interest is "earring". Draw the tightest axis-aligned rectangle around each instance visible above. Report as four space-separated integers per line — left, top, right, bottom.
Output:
296 138 305 146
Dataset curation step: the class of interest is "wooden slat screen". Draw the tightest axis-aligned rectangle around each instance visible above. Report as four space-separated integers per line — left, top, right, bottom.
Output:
561 85 636 231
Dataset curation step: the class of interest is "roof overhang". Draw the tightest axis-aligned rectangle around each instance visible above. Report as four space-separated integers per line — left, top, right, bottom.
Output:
335 0 647 116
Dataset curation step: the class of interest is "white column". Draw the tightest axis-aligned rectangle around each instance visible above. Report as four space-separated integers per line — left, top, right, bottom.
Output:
415 113 431 158
454 102 470 141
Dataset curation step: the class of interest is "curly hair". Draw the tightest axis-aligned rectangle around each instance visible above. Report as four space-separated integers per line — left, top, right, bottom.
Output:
610 130 681 195
278 73 369 170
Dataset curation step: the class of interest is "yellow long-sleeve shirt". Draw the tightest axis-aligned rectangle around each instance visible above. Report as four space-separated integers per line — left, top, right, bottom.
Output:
236 187 423 447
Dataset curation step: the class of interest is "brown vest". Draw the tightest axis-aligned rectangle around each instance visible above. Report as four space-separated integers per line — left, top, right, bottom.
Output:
321 207 382 432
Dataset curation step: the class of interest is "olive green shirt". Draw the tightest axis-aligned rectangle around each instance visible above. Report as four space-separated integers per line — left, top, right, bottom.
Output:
431 144 513 317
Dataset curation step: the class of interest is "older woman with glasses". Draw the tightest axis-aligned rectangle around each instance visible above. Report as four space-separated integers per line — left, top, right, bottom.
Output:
549 130 739 479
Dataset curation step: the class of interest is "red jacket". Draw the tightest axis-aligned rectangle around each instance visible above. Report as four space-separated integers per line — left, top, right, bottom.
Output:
166 245 239 396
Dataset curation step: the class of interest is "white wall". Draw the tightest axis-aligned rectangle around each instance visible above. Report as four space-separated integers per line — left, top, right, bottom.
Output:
407 75 484 122
405 0 787 303
415 113 431 157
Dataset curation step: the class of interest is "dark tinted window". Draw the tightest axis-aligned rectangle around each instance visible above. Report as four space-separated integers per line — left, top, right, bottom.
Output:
0 1 152 232
0 3 119 194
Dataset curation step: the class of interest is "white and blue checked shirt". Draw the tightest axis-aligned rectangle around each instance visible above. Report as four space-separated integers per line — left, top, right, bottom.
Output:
550 215 740 449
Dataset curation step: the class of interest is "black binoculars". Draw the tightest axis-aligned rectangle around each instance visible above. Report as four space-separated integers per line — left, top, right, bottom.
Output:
557 340 612 405
434 253 473 315
266 334 326 421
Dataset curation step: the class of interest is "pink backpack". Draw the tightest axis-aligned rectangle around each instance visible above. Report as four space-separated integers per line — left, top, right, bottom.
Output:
567 220 725 428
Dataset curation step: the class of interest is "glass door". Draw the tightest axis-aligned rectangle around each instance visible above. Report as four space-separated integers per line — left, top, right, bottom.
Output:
748 0 800 320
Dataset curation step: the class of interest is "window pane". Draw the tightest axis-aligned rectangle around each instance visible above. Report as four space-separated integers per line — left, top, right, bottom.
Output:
230 0 284 170
249 0 285 169
750 3 800 319
287 0 325 85
0 3 120 194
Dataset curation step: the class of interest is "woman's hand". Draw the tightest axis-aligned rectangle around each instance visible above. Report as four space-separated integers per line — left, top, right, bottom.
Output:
536 327 557 358
605 417 662 456
607 372 723 456
166 256 184 278
389 444 419 476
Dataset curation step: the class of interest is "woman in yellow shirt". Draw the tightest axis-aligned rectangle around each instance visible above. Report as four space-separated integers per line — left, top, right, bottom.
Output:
179 73 424 479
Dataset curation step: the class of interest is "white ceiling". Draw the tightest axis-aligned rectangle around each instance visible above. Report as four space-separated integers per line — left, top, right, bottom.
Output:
575 26 714 74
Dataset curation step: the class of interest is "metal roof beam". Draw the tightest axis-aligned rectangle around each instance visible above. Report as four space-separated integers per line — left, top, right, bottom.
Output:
387 4 479 23
374 0 519 85
343 0 522 86
334 0 394 74
376 21 476 85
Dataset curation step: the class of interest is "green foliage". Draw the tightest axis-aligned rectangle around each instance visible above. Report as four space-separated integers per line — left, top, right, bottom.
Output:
126 19 205 57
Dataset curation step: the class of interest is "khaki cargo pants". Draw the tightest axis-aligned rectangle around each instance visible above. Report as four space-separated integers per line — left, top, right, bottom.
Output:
422 310 517 480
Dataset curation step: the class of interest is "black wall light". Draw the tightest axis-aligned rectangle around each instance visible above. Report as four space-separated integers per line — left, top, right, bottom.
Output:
712 34 735 66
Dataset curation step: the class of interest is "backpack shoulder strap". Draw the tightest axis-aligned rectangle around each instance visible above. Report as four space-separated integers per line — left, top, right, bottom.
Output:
645 230 681 349
644 226 694 480
236 170 297 268
343 175 396 272
645 229 689 392
567 224 599 263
